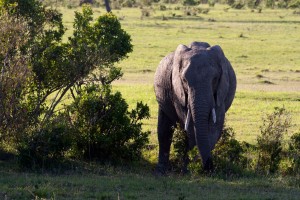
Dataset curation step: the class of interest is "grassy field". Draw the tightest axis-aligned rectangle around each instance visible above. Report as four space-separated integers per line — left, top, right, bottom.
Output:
1 4 300 199
1 163 300 199
58 4 300 144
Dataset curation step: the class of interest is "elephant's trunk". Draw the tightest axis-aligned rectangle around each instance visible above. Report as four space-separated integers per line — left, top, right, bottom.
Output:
188 88 214 168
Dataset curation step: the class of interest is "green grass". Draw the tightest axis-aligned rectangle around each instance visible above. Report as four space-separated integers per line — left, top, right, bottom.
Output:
1 4 300 199
107 4 300 144
0 161 299 199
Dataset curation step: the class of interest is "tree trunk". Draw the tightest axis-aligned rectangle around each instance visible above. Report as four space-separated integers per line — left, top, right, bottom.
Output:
104 0 111 12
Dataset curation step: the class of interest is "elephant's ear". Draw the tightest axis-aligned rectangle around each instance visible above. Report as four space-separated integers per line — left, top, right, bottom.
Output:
209 45 230 107
172 44 190 106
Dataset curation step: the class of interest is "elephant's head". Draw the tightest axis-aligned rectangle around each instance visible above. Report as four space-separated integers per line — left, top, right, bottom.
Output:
172 42 235 169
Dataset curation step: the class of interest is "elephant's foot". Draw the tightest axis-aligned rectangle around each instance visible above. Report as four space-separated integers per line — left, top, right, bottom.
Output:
153 163 171 176
203 157 214 172
180 167 190 175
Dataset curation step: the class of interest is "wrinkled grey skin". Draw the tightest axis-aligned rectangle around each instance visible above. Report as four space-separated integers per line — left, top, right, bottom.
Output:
154 42 236 174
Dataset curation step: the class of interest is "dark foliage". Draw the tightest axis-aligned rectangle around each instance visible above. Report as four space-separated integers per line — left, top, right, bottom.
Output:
1 1 149 170
171 123 188 172
212 126 248 175
288 131 300 174
17 114 74 169
68 85 150 163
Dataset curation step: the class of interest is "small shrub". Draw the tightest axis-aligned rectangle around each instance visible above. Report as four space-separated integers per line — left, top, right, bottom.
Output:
172 123 188 171
68 85 150 163
79 0 94 6
183 7 209 16
247 0 262 8
122 0 136 7
183 7 196 16
182 0 200 6
140 0 153 6
288 131 300 174
256 106 291 174
185 125 247 175
212 126 247 175
188 146 203 174
159 4 167 11
227 0 235 5
17 114 74 170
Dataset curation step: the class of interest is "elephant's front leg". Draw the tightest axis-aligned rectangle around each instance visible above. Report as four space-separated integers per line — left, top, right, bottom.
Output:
155 108 175 175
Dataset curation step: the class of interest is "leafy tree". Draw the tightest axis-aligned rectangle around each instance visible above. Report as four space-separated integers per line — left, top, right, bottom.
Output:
0 8 31 142
0 1 132 144
1 0 152 168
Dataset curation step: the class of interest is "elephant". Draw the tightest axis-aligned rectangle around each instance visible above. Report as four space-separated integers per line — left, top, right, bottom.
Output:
154 41 236 174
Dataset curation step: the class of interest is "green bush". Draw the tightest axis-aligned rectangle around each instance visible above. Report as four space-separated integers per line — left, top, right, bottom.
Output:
186 126 248 175
159 4 167 10
17 114 74 170
68 85 150 163
188 146 203 174
256 107 291 174
212 126 248 175
247 0 262 8
171 123 188 172
172 124 248 175
288 131 300 174
182 0 200 6
122 0 136 7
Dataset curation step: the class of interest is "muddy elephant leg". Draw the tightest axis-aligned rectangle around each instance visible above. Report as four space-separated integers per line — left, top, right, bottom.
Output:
156 108 175 175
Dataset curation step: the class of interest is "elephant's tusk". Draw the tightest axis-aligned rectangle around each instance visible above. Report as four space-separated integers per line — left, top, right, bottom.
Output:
212 108 216 124
184 109 191 132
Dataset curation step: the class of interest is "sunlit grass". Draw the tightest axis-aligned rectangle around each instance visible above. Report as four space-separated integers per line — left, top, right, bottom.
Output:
56 4 300 143
35 4 299 159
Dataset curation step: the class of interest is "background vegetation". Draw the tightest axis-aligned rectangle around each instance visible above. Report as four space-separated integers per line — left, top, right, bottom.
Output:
0 0 300 199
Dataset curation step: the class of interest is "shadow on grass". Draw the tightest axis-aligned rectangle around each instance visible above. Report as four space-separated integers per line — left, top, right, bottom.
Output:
0 155 299 199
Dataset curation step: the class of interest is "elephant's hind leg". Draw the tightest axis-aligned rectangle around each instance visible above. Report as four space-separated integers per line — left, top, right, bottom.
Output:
155 108 175 175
